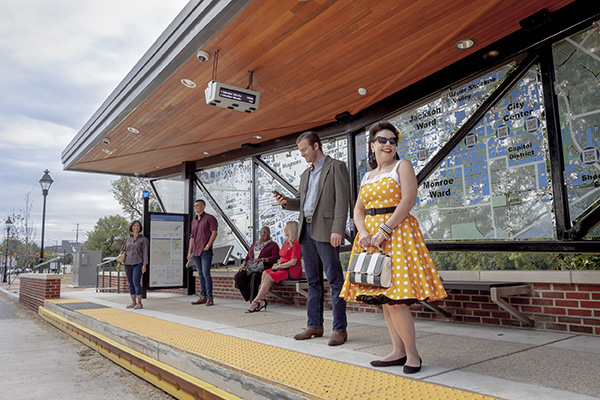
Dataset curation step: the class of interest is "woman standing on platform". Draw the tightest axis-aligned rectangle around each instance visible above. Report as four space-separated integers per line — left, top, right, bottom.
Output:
340 121 446 374
118 220 149 310
246 221 302 313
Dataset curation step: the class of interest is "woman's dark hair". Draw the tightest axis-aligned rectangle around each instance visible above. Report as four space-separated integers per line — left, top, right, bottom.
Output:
129 220 143 232
367 121 401 169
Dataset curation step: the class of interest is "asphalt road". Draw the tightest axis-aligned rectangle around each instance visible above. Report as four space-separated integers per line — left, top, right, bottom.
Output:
0 293 174 400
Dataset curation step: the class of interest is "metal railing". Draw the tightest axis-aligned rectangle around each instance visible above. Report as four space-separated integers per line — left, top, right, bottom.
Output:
32 257 61 274
96 258 121 293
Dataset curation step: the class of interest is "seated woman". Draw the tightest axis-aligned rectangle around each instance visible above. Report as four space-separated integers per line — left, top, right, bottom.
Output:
246 220 301 313
234 226 279 303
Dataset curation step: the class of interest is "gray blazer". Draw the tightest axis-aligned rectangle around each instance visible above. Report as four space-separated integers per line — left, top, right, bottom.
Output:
285 155 350 243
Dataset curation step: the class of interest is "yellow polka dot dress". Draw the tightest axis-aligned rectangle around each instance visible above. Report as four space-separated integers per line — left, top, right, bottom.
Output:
341 162 447 304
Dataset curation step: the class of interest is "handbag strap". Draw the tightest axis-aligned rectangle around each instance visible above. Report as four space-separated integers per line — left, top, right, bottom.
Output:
357 244 386 255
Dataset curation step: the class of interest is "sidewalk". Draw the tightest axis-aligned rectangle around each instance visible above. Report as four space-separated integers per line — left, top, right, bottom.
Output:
1 278 599 399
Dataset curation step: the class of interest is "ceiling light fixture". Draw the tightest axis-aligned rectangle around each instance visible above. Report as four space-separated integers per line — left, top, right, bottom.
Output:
127 127 139 134
154 165 161 169
455 38 476 50
102 149 113 154
181 78 197 88
251 135 263 140
202 151 210 155
358 88 367 95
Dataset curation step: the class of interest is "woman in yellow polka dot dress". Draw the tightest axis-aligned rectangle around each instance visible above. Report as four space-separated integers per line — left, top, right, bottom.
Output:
340 121 446 374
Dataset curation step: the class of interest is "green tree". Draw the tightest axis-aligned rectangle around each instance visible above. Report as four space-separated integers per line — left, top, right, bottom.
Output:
110 176 159 220
84 215 129 259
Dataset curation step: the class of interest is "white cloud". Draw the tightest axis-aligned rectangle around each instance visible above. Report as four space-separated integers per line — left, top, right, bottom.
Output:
0 0 189 246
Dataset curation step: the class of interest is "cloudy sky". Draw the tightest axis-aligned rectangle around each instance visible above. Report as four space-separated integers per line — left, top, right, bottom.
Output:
0 0 189 247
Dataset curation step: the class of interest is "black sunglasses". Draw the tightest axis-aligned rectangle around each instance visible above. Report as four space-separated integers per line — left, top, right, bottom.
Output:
374 136 398 145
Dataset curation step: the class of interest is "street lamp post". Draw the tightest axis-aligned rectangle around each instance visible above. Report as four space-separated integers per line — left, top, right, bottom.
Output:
39 169 54 272
3 216 12 283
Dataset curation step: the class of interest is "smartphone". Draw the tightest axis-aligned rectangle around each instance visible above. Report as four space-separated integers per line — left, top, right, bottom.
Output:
272 190 285 199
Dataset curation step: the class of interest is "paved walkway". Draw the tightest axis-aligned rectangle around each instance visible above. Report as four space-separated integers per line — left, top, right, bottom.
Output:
1 278 599 399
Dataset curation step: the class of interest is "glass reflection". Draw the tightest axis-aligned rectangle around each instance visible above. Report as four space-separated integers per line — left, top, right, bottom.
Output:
384 65 553 240
553 22 600 239
152 177 185 213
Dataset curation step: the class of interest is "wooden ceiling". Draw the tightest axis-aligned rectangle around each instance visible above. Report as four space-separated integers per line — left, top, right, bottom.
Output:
66 0 575 176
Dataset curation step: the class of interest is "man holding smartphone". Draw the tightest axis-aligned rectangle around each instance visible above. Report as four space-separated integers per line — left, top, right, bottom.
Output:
274 131 350 346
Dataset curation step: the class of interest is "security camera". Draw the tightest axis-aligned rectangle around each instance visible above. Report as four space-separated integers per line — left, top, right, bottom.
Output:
102 138 111 145
197 50 209 62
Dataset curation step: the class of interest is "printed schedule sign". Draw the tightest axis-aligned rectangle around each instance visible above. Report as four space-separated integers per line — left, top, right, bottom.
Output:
149 214 185 288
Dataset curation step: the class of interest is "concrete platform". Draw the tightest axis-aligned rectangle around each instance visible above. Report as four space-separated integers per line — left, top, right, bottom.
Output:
2 281 600 399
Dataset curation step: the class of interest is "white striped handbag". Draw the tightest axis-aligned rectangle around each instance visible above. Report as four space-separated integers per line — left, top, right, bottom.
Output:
347 250 392 288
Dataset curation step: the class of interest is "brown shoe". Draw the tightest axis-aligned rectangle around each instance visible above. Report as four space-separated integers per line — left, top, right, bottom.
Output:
328 330 348 346
191 296 207 305
205 297 214 306
294 327 324 340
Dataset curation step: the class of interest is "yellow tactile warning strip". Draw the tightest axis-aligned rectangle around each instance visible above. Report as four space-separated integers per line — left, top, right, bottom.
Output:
46 298 87 303
39 306 241 400
45 299 497 400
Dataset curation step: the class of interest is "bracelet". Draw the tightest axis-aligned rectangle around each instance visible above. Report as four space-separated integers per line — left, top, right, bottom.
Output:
379 222 393 235
378 228 390 240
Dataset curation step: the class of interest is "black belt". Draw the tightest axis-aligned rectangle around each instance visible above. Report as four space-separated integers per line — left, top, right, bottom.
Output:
365 207 396 216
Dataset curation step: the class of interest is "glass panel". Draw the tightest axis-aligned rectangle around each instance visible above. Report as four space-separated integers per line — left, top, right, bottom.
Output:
322 136 349 164
355 131 369 185
255 164 299 246
261 135 352 242
404 65 553 240
152 176 185 213
196 161 252 259
355 64 513 181
553 22 600 239
200 198 248 262
393 65 514 175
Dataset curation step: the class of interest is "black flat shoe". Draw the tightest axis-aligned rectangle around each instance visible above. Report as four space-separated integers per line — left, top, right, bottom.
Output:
370 356 407 367
403 357 422 374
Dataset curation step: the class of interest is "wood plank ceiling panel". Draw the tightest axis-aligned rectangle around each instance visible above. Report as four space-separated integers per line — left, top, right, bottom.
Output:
74 0 575 175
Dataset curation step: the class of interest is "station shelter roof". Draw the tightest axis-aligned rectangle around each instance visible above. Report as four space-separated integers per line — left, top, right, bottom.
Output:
62 0 578 177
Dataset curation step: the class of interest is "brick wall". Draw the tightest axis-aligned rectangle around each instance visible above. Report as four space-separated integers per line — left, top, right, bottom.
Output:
19 274 62 312
208 271 600 336
97 273 185 295
411 283 600 335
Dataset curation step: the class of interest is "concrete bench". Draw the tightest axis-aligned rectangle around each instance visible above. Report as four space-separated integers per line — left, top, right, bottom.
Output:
422 281 534 326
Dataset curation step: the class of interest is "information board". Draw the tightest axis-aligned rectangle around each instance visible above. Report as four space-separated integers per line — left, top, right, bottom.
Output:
149 214 185 288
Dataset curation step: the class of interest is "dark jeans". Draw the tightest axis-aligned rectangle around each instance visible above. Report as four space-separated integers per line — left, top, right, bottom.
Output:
124 262 143 298
192 250 213 298
302 223 347 332
234 269 262 302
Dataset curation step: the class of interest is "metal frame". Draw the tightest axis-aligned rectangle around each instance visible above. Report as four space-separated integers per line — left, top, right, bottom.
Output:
182 7 600 254
148 180 167 213
539 45 571 240
194 175 250 252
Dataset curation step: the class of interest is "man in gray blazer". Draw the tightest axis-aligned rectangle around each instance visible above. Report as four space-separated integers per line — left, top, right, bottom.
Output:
274 131 350 346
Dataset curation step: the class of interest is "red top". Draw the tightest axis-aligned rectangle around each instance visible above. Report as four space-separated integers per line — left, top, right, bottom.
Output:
190 212 218 256
280 240 302 279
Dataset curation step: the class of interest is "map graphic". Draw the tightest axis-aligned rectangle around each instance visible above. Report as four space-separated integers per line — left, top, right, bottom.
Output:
384 65 556 241
554 24 600 238
149 214 185 287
